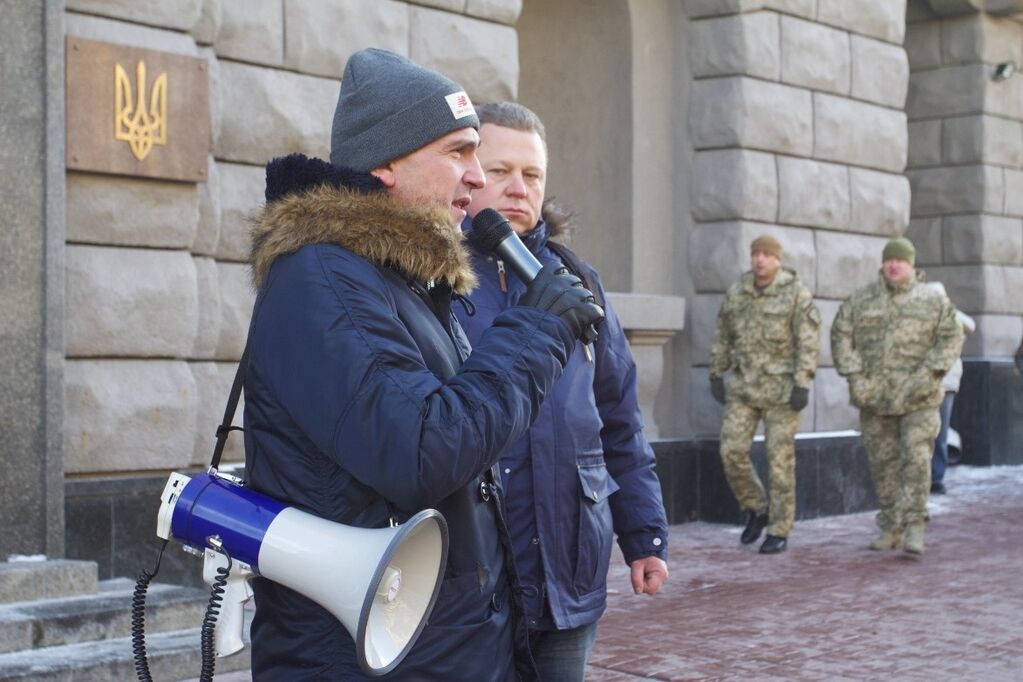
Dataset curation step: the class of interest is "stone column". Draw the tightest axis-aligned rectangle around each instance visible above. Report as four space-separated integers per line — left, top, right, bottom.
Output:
0 0 65 557
608 293 686 439
904 0 1023 465
905 0 1023 357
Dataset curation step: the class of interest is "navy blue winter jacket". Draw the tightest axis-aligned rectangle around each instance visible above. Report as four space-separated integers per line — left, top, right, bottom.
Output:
456 213 668 631
241 156 575 680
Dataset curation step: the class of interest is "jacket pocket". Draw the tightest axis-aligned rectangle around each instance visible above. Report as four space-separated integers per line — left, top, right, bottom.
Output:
894 367 942 412
431 571 493 628
573 457 620 593
759 301 792 345
854 309 886 348
849 373 880 410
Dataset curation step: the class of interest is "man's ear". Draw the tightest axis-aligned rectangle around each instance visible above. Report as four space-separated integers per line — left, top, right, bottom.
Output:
370 164 396 188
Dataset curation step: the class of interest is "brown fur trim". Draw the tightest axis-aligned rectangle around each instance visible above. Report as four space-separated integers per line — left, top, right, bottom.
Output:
249 185 477 294
541 198 575 241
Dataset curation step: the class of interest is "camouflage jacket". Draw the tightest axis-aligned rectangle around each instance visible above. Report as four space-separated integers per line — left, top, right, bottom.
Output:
710 268 821 407
831 272 964 416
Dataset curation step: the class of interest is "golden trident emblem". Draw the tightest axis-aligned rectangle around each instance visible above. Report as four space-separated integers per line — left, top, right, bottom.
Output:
114 61 167 161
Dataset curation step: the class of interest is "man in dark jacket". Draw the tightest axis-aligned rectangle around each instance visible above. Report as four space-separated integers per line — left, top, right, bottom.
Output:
243 49 604 681
455 102 669 681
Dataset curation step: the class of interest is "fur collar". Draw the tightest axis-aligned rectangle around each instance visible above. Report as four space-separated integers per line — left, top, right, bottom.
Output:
542 198 573 240
250 154 477 294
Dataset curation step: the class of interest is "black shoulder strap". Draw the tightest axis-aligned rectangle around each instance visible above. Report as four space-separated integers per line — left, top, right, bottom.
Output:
546 240 605 313
209 343 249 472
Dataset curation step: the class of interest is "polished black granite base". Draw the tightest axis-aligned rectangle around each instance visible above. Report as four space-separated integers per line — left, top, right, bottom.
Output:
653 434 877 526
65 474 207 587
954 359 1023 467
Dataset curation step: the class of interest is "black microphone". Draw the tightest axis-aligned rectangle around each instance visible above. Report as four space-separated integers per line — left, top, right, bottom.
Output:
470 208 542 281
470 208 598 355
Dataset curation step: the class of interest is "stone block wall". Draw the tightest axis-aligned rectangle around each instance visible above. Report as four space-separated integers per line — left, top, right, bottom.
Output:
904 2 1023 358
62 0 521 476
685 0 911 435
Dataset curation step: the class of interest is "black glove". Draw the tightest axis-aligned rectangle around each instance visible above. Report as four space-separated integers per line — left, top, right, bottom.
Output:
710 376 726 405
789 386 809 411
519 264 605 341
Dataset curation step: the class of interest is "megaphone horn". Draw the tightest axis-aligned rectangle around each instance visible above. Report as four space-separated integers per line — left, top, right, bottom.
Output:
156 472 449 677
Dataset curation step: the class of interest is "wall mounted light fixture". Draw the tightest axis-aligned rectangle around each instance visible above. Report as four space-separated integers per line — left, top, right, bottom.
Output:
993 62 1016 82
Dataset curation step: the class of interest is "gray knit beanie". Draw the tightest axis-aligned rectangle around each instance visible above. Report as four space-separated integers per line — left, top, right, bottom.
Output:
330 48 479 172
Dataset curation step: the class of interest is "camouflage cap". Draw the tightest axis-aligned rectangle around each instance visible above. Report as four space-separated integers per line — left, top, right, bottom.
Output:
882 237 916 265
750 235 782 259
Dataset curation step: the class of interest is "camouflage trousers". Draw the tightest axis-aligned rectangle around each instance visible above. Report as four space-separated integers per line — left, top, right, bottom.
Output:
719 400 800 538
860 407 940 532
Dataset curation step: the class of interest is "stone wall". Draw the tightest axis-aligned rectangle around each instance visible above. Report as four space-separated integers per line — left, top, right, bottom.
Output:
684 0 911 435
0 0 66 558
62 0 521 477
904 0 1023 358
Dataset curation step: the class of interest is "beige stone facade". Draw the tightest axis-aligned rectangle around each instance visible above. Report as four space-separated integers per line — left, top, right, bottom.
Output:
51 0 1023 478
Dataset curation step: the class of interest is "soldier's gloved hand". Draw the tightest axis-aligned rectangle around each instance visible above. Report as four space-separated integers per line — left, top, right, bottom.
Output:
789 386 809 411
519 264 605 341
710 376 726 405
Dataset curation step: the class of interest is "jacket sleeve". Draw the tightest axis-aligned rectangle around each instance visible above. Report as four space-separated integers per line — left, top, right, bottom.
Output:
252 247 576 512
588 275 668 564
920 297 965 375
792 286 821 389
830 297 861 376
709 294 733 379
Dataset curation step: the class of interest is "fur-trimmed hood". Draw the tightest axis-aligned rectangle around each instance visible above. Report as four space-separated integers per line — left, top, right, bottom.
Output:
249 154 477 294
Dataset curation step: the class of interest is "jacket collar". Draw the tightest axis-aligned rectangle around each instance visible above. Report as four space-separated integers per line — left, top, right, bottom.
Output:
741 267 796 295
878 268 923 295
250 154 477 294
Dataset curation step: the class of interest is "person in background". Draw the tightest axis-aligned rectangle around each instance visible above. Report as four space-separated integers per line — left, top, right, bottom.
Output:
709 235 821 555
832 237 963 556
455 102 668 682
923 281 975 495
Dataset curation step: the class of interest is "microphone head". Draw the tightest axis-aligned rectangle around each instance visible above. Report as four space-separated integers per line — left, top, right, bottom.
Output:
470 209 513 255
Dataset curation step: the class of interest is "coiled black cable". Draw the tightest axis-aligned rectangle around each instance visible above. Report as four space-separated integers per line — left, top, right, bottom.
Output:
199 548 233 682
132 538 169 682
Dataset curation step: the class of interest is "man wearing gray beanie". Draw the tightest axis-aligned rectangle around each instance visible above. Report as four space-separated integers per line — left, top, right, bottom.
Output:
243 48 603 681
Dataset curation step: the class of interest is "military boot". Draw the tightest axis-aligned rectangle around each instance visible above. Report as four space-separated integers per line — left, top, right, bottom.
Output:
868 528 902 551
903 523 925 555
740 510 769 545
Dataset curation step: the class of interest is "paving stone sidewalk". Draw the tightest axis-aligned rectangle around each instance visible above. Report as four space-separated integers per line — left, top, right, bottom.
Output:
587 464 1023 681
181 464 1023 682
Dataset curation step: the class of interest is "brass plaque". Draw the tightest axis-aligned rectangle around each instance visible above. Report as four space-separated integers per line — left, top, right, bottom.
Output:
66 36 210 183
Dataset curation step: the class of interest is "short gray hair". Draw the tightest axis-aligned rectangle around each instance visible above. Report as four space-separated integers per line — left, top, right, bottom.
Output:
476 102 548 152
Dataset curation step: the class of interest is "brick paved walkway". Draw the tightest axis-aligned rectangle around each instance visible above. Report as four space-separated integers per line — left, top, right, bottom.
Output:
182 464 1023 681
587 464 1023 681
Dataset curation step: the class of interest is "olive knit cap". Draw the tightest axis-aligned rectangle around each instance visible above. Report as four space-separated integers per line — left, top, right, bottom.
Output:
750 235 782 259
882 237 916 265
330 48 479 172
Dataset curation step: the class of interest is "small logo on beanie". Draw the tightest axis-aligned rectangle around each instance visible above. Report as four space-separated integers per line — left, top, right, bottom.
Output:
445 91 476 119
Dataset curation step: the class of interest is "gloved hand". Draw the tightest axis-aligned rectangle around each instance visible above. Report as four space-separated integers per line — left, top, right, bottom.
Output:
789 386 809 411
710 376 726 405
519 264 605 341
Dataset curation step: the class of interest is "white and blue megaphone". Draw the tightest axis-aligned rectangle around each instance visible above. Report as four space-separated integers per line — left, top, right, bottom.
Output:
156 471 448 677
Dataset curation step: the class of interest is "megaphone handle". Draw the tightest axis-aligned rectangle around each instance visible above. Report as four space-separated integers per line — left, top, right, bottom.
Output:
203 550 253 658
214 575 249 658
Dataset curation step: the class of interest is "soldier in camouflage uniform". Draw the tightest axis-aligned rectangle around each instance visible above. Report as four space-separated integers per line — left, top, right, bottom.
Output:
710 235 821 554
831 237 963 556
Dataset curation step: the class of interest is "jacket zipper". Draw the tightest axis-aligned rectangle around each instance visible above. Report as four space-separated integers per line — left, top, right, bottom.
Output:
497 259 507 292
